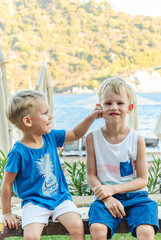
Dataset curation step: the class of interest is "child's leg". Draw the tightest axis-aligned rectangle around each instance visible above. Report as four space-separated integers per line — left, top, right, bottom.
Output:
51 200 85 240
89 223 108 240
136 224 155 240
22 203 51 239
57 212 85 240
88 200 122 239
123 191 159 238
23 223 45 240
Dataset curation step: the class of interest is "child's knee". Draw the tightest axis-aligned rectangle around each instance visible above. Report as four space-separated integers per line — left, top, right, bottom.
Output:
136 224 155 239
69 217 84 234
23 223 44 240
24 232 40 240
90 223 108 239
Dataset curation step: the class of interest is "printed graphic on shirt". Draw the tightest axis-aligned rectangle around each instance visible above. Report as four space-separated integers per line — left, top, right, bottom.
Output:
36 153 58 196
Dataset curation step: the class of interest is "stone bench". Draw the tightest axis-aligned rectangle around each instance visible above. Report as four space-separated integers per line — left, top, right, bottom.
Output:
0 218 161 240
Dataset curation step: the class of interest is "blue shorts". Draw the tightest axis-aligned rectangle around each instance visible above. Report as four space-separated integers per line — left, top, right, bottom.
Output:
89 191 159 239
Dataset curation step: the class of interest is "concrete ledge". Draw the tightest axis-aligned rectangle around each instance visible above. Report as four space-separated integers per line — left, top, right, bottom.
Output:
73 194 161 207
0 195 160 209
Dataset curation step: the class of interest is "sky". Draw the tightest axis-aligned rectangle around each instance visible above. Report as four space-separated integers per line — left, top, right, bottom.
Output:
107 0 161 17
94 0 161 17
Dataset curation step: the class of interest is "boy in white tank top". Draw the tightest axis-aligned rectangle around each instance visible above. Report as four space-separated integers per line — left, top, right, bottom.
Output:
86 77 159 239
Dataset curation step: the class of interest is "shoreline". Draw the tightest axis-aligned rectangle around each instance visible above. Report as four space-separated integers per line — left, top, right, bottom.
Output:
53 90 161 95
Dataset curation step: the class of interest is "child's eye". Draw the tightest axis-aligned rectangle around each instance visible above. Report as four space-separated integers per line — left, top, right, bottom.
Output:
118 102 124 105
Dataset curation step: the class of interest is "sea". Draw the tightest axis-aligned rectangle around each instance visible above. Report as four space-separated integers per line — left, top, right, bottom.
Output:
53 92 161 139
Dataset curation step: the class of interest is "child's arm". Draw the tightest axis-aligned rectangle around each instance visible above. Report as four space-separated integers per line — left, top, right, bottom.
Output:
86 133 102 188
93 135 148 200
65 105 102 142
103 196 125 219
1 171 21 229
86 133 125 218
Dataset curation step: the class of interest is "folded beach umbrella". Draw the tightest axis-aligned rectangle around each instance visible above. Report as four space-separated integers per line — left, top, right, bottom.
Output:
125 87 139 131
154 113 161 140
0 46 12 155
154 66 161 70
153 66 161 140
35 61 54 128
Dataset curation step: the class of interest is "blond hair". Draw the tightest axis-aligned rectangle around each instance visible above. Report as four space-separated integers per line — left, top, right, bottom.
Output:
98 76 133 103
6 90 46 129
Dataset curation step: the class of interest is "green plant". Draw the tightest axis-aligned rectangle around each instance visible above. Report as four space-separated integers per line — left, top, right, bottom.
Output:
64 161 93 196
147 156 161 194
0 149 8 186
0 149 16 196
58 147 64 157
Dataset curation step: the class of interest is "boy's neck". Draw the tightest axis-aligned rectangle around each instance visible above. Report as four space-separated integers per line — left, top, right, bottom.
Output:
102 125 130 144
20 134 44 149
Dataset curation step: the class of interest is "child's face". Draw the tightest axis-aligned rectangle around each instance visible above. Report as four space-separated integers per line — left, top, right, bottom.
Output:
100 86 133 123
29 97 53 135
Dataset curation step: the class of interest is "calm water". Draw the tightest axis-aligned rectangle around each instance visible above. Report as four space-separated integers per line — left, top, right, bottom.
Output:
53 92 161 138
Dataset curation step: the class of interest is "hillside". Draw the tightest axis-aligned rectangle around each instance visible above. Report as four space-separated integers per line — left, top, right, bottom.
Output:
1 0 161 92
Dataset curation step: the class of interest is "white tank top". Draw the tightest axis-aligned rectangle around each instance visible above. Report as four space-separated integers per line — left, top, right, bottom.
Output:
92 127 147 192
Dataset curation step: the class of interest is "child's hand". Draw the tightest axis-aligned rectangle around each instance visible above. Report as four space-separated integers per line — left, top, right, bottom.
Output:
2 213 22 229
103 196 126 219
92 185 114 200
92 103 102 119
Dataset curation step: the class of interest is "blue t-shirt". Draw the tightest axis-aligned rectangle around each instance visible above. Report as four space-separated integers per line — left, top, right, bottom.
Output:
5 129 72 210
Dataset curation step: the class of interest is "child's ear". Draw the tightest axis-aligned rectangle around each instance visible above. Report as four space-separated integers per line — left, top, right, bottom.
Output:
23 116 32 127
127 104 133 113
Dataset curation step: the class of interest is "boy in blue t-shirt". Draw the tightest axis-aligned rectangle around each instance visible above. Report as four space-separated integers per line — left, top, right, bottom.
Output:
1 89 102 240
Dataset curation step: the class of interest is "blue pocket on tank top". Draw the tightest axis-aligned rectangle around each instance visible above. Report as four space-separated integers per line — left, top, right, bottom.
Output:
120 158 133 177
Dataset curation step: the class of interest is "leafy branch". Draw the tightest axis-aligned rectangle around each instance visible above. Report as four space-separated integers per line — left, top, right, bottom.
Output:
64 161 93 196
147 156 161 194
0 150 8 186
